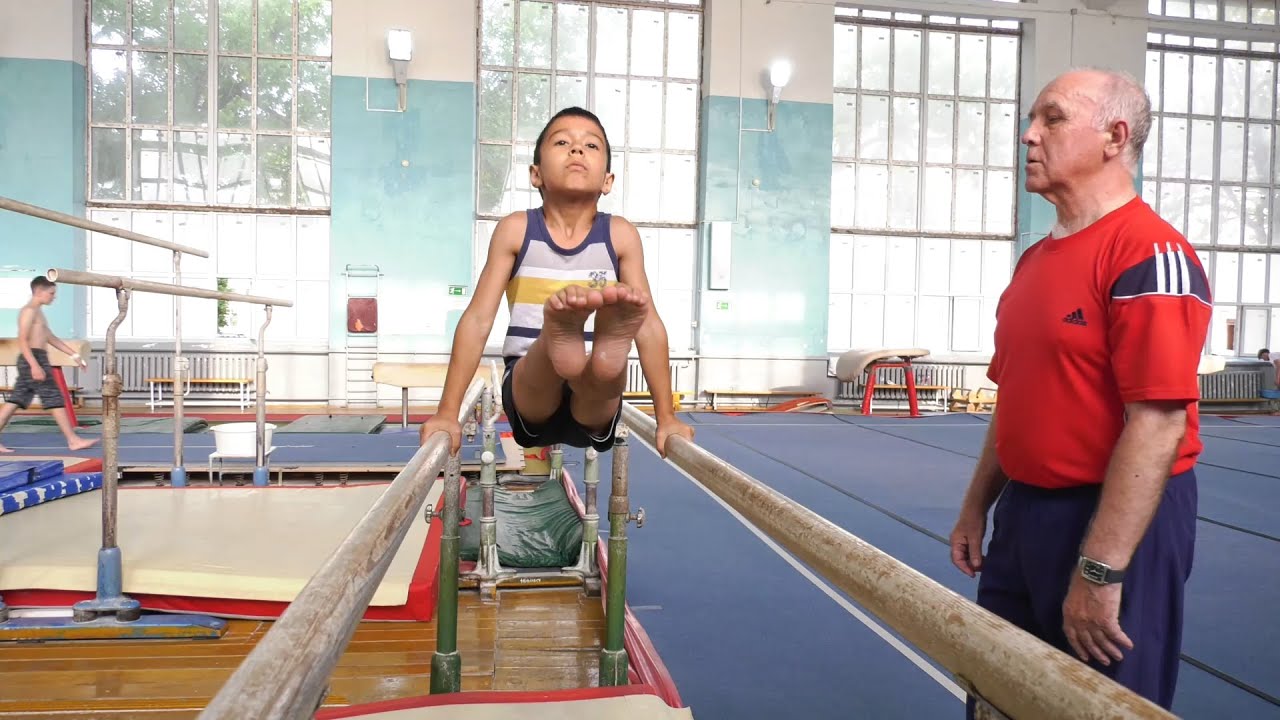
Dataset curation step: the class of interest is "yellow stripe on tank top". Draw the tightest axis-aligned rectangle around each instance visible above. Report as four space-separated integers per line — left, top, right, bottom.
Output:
506 275 618 307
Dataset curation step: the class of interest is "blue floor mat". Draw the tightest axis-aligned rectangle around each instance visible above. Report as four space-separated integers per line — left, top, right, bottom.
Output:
0 460 65 492
678 411 847 426
1 473 102 515
561 443 963 719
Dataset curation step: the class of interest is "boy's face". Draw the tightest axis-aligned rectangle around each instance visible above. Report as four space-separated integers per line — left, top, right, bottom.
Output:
530 116 614 199
33 285 56 305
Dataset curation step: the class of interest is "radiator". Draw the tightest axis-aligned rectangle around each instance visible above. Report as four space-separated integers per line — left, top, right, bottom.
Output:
114 351 257 393
1199 370 1260 400
626 359 686 393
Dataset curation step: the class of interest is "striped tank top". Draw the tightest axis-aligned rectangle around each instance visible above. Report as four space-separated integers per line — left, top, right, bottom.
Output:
502 208 620 360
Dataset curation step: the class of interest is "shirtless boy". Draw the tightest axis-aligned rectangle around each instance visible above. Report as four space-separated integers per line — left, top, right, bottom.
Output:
0 276 98 452
420 107 693 457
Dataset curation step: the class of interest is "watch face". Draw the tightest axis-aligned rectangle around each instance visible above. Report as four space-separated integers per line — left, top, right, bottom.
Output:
1081 559 1108 583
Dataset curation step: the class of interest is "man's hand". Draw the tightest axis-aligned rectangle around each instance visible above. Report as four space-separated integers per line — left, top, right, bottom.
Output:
31 365 47 382
419 416 462 454
71 352 87 369
1062 575 1132 666
654 416 694 458
949 507 987 577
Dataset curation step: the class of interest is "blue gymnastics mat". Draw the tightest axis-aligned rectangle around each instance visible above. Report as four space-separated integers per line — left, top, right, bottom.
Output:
1 472 102 515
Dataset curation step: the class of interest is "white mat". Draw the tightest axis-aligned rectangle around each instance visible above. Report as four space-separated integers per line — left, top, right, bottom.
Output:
332 695 694 719
0 483 438 606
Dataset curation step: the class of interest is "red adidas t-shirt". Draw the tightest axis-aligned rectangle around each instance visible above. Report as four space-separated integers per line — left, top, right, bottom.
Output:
988 197 1212 489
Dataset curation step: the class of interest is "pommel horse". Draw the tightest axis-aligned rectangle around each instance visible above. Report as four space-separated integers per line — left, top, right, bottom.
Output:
372 360 501 428
0 338 90 427
835 347 931 417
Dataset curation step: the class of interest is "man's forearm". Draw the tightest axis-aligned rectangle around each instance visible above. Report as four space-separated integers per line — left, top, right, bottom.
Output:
961 408 1008 514
1080 406 1185 568
634 315 675 421
436 314 491 416
49 337 76 357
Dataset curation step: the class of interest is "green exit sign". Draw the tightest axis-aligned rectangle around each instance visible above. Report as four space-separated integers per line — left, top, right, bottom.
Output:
716 301 730 310
448 286 466 296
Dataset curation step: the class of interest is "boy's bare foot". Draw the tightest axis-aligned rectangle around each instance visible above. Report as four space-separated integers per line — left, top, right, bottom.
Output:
543 286 605 381
0 444 12 453
590 284 650 381
69 437 100 451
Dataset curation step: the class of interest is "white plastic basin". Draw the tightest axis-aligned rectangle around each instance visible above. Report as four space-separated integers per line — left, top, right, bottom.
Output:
212 422 274 456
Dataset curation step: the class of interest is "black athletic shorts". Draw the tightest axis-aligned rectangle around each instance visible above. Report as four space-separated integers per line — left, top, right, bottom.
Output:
501 356 620 453
7 349 64 410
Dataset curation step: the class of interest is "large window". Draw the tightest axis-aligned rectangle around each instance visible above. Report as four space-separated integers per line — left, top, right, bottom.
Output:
1148 0 1278 24
86 0 332 344
1143 33 1280 355
473 0 703 353
828 10 1021 356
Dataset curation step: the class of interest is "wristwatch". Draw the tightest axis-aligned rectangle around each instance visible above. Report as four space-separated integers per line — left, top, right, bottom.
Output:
1078 556 1126 585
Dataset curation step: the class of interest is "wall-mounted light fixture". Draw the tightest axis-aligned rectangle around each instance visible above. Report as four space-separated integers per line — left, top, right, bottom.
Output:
767 59 792 132
387 29 412 111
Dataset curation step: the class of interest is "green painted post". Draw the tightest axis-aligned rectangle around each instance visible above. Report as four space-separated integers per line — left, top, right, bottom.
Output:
600 426 633 685
430 453 463 694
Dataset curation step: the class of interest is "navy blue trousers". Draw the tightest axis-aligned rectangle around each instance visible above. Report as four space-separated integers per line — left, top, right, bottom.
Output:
967 469 1197 714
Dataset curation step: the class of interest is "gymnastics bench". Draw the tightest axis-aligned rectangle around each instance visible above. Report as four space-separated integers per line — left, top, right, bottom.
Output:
623 390 685 410
835 347 932 417
146 377 254 412
0 338 90 425
372 361 498 428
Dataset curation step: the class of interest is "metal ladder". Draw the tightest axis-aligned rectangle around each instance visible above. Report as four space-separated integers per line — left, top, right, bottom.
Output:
343 265 381 408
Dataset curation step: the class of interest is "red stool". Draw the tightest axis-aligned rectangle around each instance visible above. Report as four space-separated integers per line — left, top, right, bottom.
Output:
860 358 920 417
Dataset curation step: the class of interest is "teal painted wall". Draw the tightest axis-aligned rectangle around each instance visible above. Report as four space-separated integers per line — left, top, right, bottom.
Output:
0 58 87 339
697 96 831 358
329 76 476 352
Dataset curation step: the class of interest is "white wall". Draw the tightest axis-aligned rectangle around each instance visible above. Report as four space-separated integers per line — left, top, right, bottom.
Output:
0 0 83 63
706 0 837 103
332 0 475 81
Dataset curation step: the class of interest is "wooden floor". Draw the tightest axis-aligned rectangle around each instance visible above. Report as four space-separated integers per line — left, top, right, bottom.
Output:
0 588 604 718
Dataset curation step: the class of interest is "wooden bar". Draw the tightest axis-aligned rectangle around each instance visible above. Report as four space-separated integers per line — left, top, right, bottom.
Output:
1 195 208 258
198 379 486 720
46 269 292 307
617 403 1174 720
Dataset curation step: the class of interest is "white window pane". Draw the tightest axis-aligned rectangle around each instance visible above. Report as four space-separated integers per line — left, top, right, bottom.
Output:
639 227 660 289
516 73 552 143
131 276 173 338
250 279 295 339
1247 124 1272 183
180 275 217 339
851 295 885 347
91 286 130 337
985 170 1014 235
216 133 252 204
556 75 587 113
884 296 916 347
1273 308 1280 348
658 228 695 291
1160 182 1187 235
132 212 173 272
1146 51 1163 113
1188 184 1214 245
1191 55 1217 116
919 238 950 293
1249 60 1274 120
479 71 513 142
860 27 891 90
594 78 628 144
1189 120 1215 181
957 34 987 96
1162 53 1190 114
631 10 665 77
594 7 629 75
1161 117 1188 180
988 103 1016 167
1242 253 1267 301
859 95 889 160
855 165 888 228
981 241 1012 297
296 280 328 339
256 216 296 278
1218 187 1243 245
600 151 624 214
1215 252 1240 301
917 296 950 352
132 129 171 201
828 293 852 350
90 209 132 273
217 214 255 275
893 29 922 93
1210 304 1237 355
885 236 916 292
834 24 859 89
927 31 955 95
830 234 855 291
831 162 857 228
1167 0 1192 16
892 97 920 162
657 289 693 352
889 166 918 230
833 94 858 158
852 236 886 292
923 167 953 232
1270 256 1280 302
926 100 954 163
173 212 213 276
1242 307 1269 356
1222 59 1247 117
1273 192 1280 247
1220 122 1244 183
518 1 552 69
981 297 998 353
951 297 982 351
664 82 697 151
625 152 661 221
555 3 589 72
628 80 663 149
1245 188 1269 247
950 240 982 295
173 131 209 203
659 154 696 223
1144 121 1160 179
666 13 700 80
1143 178 1158 209
956 102 985 165
954 170 984 232
989 37 1017 99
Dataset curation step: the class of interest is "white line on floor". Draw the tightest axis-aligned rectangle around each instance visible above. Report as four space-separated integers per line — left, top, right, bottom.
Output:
629 434 966 702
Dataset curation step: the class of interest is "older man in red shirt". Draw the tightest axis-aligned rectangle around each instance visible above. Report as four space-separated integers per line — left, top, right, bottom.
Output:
949 68 1210 713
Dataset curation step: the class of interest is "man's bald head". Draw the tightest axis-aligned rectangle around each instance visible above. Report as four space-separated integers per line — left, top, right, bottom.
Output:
1047 68 1152 173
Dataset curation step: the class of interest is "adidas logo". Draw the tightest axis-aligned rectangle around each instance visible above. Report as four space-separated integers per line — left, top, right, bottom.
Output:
1063 308 1087 326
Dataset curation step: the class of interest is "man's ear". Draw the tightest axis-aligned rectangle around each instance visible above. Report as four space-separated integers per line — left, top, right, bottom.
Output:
529 164 543 190
600 171 615 195
1105 119 1131 161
